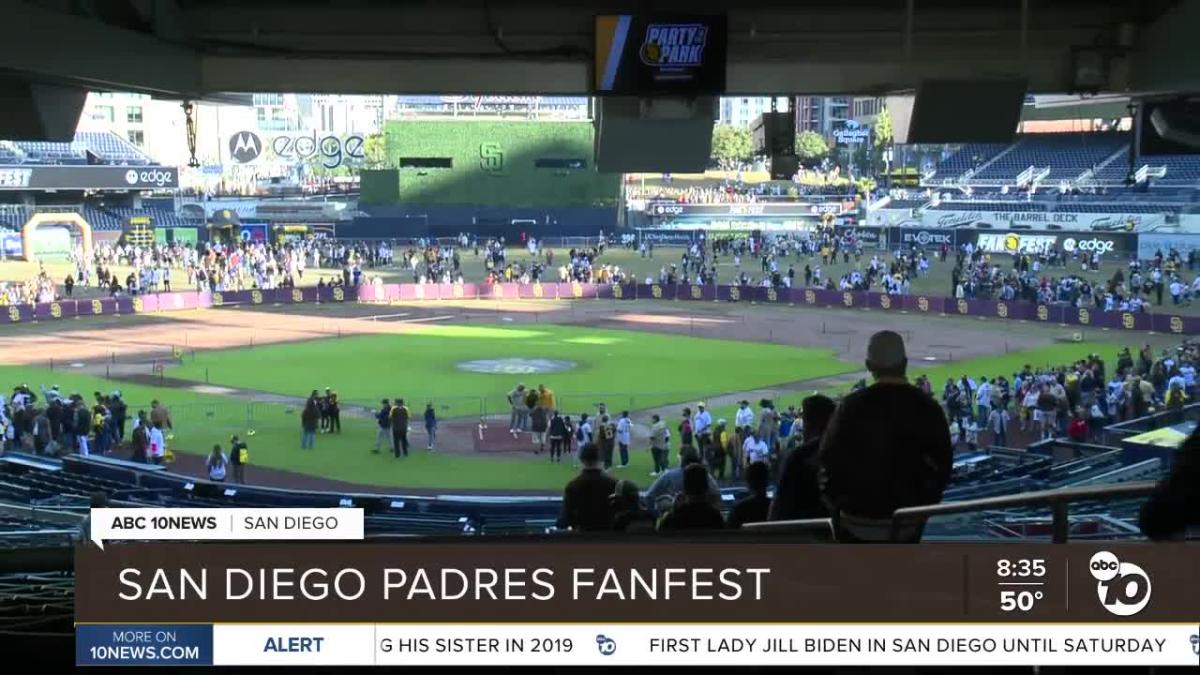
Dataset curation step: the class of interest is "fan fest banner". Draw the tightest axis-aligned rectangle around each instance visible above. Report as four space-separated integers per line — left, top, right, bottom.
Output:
1 283 1197 334
72 540 1200 667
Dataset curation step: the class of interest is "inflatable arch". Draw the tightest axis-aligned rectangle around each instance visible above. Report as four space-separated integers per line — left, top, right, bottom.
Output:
21 212 93 261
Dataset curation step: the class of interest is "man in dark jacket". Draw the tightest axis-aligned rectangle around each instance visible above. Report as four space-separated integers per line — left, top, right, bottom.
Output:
130 411 149 463
727 462 771 528
557 442 617 531
770 394 836 522
374 399 391 453
819 331 953 542
657 464 725 531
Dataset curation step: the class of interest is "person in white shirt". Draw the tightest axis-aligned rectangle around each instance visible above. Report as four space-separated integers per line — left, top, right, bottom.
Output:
615 411 632 468
206 444 228 482
742 431 770 466
693 403 712 442
975 378 992 426
148 421 166 465
734 401 754 444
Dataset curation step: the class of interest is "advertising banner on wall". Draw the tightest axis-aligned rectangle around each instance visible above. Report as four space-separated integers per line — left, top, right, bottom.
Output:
834 226 886 248
888 228 957 249
1137 233 1200 260
0 165 178 190
923 208 1165 231
959 230 1138 256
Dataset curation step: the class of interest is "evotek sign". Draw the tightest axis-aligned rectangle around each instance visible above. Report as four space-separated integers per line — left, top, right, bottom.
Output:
900 230 954 247
229 131 365 168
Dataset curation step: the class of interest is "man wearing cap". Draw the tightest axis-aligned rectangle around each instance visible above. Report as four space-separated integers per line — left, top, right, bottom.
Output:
818 330 952 542
693 403 713 449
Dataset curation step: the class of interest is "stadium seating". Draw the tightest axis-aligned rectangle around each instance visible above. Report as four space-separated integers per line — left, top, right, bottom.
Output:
930 143 1011 179
0 131 153 166
971 132 1128 182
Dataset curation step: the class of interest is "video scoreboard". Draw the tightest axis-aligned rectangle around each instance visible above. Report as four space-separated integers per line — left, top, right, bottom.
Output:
70 509 1199 667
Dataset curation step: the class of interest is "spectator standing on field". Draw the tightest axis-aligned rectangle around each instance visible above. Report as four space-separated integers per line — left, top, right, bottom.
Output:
206 444 229 482
648 414 669 476
424 403 438 451
300 399 318 449
615 410 632 468
548 411 568 462
373 399 391 453
391 398 410 458
229 434 248 484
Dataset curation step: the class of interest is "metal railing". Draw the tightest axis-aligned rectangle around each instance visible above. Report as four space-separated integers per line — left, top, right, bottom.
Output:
745 480 1159 543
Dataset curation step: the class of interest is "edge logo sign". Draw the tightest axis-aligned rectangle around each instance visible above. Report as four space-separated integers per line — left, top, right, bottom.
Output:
230 131 365 168
1062 237 1116 254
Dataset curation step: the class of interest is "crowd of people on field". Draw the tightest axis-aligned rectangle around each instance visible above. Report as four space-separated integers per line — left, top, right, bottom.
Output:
0 384 174 464
551 331 1199 540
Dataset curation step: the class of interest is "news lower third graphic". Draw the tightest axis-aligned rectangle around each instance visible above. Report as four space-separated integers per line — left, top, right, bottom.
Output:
73 509 1200 667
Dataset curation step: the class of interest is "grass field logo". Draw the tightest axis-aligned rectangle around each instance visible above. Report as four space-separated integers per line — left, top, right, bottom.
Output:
457 358 577 375
480 142 504 173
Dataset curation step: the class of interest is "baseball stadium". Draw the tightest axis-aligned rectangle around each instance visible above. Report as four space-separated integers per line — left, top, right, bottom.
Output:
0 2 1197 665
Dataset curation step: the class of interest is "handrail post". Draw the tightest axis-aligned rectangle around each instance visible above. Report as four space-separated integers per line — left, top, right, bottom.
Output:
1052 499 1069 544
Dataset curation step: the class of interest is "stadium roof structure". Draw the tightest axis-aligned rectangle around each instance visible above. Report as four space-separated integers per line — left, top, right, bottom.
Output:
0 0 1194 100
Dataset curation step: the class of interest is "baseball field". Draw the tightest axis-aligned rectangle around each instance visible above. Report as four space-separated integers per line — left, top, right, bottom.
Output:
0 283 1154 492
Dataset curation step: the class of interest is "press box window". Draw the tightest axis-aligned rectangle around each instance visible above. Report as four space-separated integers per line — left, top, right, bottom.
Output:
399 157 453 169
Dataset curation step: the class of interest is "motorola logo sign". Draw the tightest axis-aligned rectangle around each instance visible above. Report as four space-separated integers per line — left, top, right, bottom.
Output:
229 131 263 163
1063 237 1116 254
123 168 176 187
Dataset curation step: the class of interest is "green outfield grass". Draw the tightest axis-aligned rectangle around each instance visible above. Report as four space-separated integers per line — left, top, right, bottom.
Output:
0 337 1141 491
168 324 856 417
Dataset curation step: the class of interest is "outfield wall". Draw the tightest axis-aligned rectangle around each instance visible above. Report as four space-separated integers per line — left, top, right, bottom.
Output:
3 282 1197 335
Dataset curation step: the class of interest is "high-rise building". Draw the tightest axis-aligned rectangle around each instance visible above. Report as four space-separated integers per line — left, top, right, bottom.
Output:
718 97 790 128
794 96 852 136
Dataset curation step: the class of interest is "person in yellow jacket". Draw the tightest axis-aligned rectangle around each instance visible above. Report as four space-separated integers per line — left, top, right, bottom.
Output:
536 384 556 413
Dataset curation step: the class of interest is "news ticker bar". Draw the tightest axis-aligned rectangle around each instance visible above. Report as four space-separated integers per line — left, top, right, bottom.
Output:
75 623 1200 667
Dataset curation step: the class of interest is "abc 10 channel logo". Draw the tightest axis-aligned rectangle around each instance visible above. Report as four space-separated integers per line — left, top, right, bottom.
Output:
1088 551 1151 617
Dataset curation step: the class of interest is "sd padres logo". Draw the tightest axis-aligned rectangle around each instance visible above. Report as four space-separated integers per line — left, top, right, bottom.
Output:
690 285 702 300
7 306 19 322
572 282 583 298
213 292 224 306
50 302 63 318
251 290 263 305
612 284 623 299
1122 313 1135 330
1037 305 1049 321
651 284 663 299
842 292 853 307
804 290 816 304
729 286 741 302
996 302 1008 318
1078 308 1090 325
1170 316 1184 333
879 294 891 309
91 299 103 315
532 283 544 298
917 297 929 312
331 287 344 301
956 299 968 314
292 288 303 303
767 288 778 302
